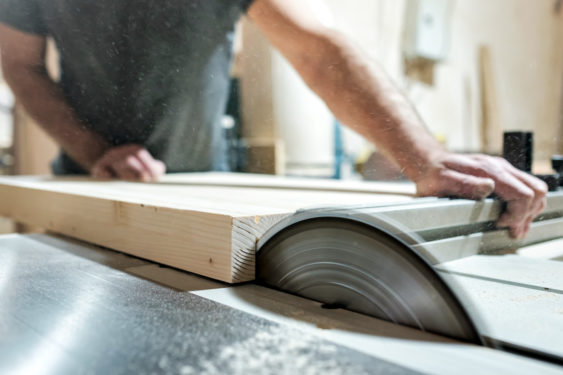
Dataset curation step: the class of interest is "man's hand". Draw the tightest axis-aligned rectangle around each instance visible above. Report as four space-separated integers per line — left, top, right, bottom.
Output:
91 145 166 182
415 153 548 239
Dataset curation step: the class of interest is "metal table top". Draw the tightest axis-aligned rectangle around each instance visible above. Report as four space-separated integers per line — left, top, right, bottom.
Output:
0 234 417 375
0 233 561 375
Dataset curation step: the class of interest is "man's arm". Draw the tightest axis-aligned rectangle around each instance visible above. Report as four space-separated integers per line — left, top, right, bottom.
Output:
248 0 547 239
0 24 164 180
0 24 109 170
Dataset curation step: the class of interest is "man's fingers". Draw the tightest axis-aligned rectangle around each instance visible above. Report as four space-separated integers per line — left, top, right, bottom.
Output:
91 164 113 179
507 165 548 214
494 174 534 233
522 221 532 237
497 198 529 227
90 145 166 182
135 149 166 180
137 149 166 180
495 160 547 237
424 153 551 239
113 155 150 181
444 154 548 238
502 196 545 239
418 169 495 199
91 154 115 179
445 154 532 200
154 160 166 176
443 154 490 176
511 167 548 196
503 214 532 239
492 180 536 239
536 196 547 216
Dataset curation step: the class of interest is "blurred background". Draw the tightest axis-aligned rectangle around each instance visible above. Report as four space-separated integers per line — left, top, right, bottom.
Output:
1 0 563 180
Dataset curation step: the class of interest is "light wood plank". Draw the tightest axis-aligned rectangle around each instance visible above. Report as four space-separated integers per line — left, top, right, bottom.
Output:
1 175 414 214
160 172 417 195
0 182 237 281
0 173 413 283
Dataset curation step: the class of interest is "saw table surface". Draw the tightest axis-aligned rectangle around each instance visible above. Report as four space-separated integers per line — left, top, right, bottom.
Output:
1 233 562 375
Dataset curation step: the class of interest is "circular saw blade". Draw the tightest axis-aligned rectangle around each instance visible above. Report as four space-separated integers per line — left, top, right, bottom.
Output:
257 217 481 344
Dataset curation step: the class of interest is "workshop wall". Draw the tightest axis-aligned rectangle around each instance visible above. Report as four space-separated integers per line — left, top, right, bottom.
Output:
0 68 13 152
0 69 15 233
358 0 563 164
239 0 563 174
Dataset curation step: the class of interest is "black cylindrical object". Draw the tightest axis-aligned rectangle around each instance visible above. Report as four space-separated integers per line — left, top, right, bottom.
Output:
552 155 563 187
552 155 563 174
503 131 533 172
535 174 560 191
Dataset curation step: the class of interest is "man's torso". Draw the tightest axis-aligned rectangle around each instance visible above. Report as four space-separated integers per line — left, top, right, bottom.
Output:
1 0 251 173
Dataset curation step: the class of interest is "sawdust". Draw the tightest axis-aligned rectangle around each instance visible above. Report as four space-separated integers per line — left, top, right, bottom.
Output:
316 322 335 330
510 292 557 303
177 326 370 375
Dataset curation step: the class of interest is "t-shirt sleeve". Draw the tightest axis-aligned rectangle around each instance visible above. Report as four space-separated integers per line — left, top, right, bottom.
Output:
239 0 256 12
0 0 48 36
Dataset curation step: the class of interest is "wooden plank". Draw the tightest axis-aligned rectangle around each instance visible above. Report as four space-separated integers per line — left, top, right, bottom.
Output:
160 172 417 195
0 173 413 283
12 105 58 175
243 138 285 175
479 45 503 154
440 273 563 360
0 175 414 213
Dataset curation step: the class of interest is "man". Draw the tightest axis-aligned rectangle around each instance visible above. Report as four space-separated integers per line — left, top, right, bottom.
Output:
0 0 547 239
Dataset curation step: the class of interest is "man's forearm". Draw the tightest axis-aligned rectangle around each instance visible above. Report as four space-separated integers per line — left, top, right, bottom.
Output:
248 0 547 239
294 32 445 182
3 64 109 170
249 0 444 181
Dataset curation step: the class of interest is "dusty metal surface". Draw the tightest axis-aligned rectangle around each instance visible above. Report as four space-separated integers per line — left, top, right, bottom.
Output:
0 234 418 375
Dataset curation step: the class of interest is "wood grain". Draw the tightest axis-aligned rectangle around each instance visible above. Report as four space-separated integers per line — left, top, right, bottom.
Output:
0 173 414 283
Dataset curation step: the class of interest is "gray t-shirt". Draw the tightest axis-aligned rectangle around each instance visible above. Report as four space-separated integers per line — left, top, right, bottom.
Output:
0 0 253 173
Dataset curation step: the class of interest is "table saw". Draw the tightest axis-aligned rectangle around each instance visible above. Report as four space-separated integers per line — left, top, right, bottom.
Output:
0 173 562 374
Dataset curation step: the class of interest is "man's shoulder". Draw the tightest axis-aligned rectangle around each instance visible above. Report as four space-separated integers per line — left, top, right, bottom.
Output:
0 0 48 36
